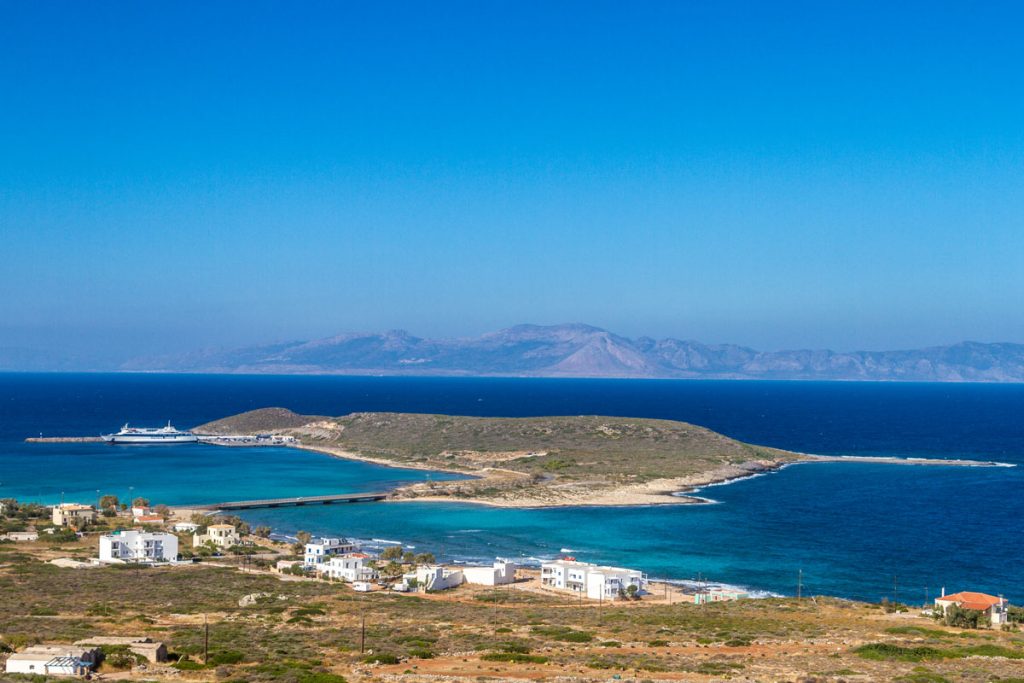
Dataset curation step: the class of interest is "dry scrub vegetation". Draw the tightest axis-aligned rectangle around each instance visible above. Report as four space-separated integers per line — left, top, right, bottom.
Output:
3 540 1024 682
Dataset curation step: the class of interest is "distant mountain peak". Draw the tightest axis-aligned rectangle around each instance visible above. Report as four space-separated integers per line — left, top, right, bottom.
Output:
112 325 1024 383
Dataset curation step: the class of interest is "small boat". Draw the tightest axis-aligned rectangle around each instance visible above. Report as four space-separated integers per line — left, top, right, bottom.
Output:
101 421 198 444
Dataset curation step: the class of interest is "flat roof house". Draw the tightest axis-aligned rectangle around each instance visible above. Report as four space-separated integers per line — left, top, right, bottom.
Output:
52 503 97 528
935 590 1009 627
6 652 92 677
404 566 464 592
75 637 167 663
689 587 749 604
304 537 356 567
461 560 517 586
193 523 240 549
23 646 99 666
541 559 645 601
99 529 179 563
321 552 378 582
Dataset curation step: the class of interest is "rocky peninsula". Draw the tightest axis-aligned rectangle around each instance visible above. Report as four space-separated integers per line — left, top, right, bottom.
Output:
194 408 1006 509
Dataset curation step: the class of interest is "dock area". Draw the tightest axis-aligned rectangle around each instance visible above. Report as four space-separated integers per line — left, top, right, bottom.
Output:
25 436 104 443
175 492 389 511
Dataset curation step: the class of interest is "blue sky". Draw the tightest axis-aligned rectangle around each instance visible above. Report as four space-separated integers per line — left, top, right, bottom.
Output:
2 1 1023 363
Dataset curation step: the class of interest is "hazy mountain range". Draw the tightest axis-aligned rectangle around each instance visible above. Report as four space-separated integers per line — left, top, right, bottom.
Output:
106 324 1024 382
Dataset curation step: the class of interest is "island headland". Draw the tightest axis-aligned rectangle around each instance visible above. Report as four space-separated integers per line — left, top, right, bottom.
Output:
193 408 1005 509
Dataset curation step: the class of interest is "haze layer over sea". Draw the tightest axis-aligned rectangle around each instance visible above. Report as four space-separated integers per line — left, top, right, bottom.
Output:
1 373 1021 602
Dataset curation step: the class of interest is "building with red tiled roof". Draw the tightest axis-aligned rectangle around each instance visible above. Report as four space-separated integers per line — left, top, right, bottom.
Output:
935 589 1008 627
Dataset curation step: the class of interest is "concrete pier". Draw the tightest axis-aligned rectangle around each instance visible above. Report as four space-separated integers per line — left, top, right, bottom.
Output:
175 492 389 511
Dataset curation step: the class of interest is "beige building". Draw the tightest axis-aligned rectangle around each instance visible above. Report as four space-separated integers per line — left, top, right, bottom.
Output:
51 503 97 528
193 523 241 548
75 637 167 663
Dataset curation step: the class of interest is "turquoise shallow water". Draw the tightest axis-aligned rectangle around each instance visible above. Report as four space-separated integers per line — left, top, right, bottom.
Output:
1 373 1021 602
1 442 461 506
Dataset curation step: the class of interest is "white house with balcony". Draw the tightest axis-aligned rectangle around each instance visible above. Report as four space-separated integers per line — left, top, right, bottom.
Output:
99 529 178 563
320 552 377 582
541 559 645 600
304 537 356 567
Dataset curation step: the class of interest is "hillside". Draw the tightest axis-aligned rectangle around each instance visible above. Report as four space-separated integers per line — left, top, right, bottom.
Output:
194 408 799 506
123 323 1024 381
6 539 1024 683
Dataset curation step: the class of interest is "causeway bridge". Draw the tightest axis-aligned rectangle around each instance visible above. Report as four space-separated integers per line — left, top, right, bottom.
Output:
177 492 389 512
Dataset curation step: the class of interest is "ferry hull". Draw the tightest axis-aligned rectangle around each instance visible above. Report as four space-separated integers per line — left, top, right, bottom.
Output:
102 435 199 444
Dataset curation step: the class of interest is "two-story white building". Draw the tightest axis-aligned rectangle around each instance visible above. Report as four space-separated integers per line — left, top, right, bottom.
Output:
320 552 378 582
304 537 356 567
541 559 645 600
99 529 179 563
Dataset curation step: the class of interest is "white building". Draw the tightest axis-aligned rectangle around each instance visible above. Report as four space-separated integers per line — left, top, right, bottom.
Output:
320 552 377 582
5 653 91 677
541 559 645 600
0 531 39 542
461 560 517 586
192 523 240 549
172 521 200 533
99 529 179 563
404 566 464 592
22 646 98 666
304 537 355 567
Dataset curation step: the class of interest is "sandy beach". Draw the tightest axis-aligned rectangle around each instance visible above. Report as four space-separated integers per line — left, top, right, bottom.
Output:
284 442 1012 509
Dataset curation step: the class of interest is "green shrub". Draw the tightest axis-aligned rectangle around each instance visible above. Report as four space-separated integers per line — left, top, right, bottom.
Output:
361 653 399 664
208 650 244 665
408 648 434 659
481 652 548 664
854 643 948 662
531 625 593 642
958 644 1024 659
172 658 207 670
885 626 951 638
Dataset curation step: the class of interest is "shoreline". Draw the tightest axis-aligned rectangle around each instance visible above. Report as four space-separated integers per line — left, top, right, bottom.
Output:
285 441 1013 510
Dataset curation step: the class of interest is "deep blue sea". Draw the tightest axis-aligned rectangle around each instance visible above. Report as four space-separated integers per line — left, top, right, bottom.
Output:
1 373 1021 603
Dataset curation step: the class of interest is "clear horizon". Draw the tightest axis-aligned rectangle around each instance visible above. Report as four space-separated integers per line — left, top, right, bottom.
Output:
2 1 1023 364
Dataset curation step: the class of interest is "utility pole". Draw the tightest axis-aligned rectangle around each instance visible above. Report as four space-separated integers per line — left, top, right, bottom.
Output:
203 614 209 665
496 585 500 633
360 613 366 654
797 569 802 601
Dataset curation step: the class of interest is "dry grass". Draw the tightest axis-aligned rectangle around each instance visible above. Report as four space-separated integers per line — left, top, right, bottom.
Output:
3 544 1024 682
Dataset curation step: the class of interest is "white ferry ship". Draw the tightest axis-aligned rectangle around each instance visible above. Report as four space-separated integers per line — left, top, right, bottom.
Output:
101 421 199 444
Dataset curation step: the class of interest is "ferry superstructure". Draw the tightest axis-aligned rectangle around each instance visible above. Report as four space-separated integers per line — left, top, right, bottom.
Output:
101 422 199 444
